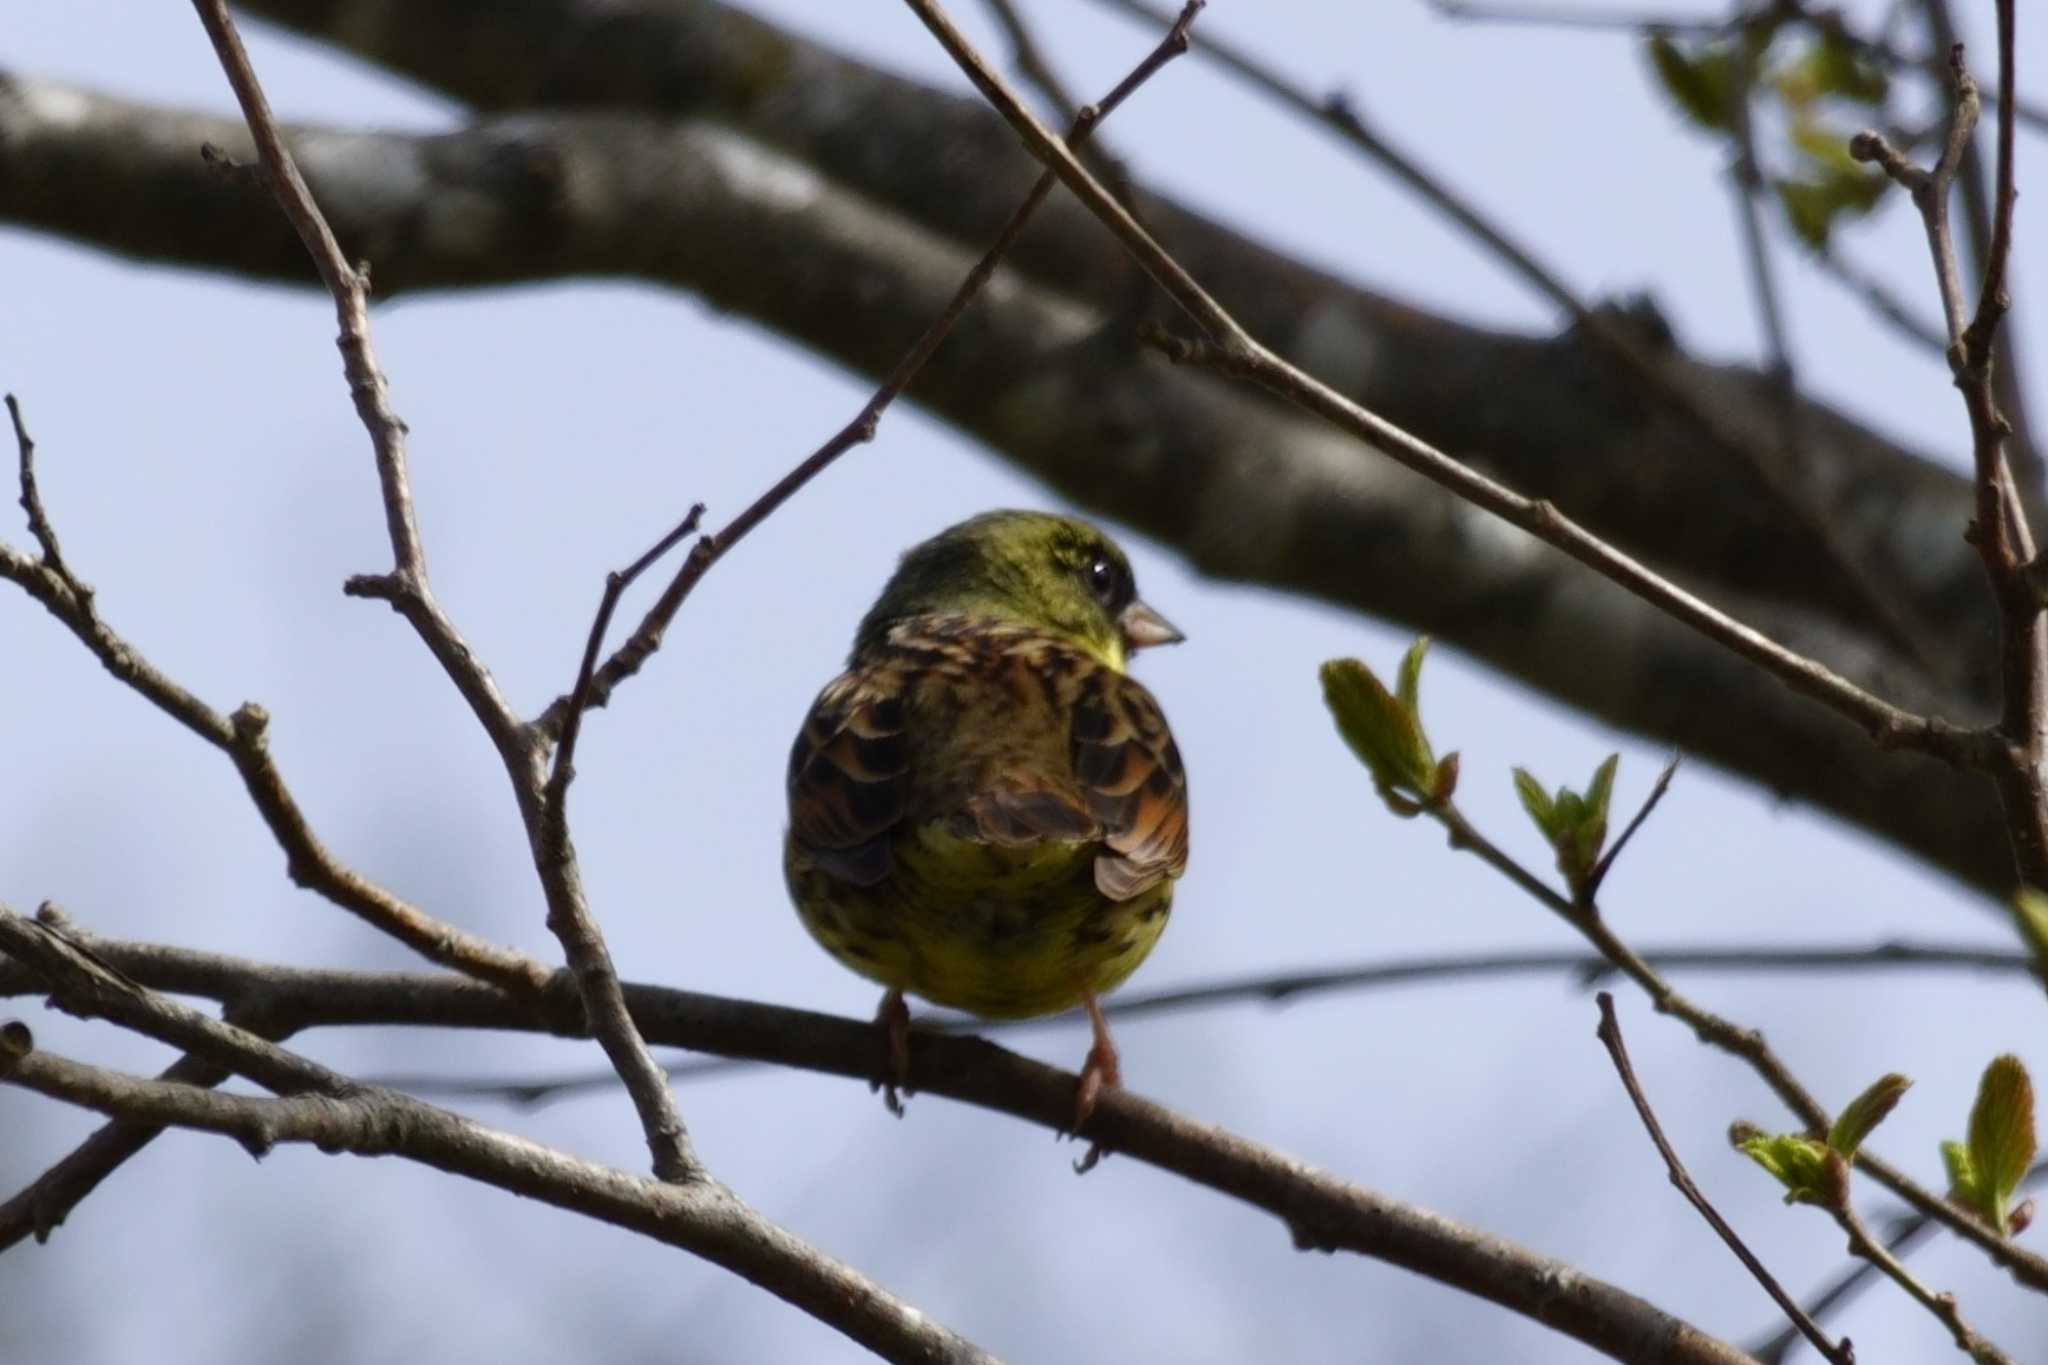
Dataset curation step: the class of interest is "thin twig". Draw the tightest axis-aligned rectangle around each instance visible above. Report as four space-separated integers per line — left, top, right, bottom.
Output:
1819 1174 2015 1364
983 0 1156 233
536 503 711 1182
1854 24 2047 888
8 395 67 577
983 0 1083 124
1594 993 1852 1365
1752 1162 2048 1362
1752 1216 1940 1363
0 911 1000 1365
186 0 530 764
1726 40 1808 497
1090 0 1946 675
0 914 1760 1364
904 0 1988 773
1919 0 2040 500
1585 754 1680 902
194 0 709 1179
529 1 1205 741
0 409 547 996
1418 0 2048 138
1417 793 2048 1295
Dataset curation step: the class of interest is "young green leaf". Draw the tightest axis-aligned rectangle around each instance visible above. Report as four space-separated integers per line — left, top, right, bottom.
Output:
1512 768 1554 831
1583 754 1618 833
1646 35 1736 132
1396 636 1430 718
1735 1131 1831 1205
1966 1054 2037 1235
1828 1073 1911 1158
1320 654 1438 815
1942 1138 1979 1208
2013 889 2048 976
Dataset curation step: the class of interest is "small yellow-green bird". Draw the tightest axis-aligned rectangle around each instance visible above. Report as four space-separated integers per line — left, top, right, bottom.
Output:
784 510 1188 1128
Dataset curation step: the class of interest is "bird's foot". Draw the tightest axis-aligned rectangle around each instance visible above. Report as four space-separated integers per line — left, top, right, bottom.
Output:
1072 990 1121 1173
870 988 913 1117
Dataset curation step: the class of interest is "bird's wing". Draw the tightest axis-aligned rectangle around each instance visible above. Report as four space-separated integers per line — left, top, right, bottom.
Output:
1071 670 1188 902
786 670 910 886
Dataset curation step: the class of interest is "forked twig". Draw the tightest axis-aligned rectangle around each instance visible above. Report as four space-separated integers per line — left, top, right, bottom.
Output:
529 1 1206 742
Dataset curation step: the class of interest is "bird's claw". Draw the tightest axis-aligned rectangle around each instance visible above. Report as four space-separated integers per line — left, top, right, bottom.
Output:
872 989 913 1117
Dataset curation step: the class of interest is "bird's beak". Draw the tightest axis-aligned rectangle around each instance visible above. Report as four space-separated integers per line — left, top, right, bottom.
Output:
1118 598 1185 650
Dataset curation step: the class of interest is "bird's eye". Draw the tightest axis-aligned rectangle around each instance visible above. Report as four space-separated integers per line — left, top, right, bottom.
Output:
1086 555 1121 605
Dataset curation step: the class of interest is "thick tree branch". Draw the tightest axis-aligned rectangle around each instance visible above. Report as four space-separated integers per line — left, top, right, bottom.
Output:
1092 0 1939 675
0 79 2019 896
221 0 1995 664
898 1 1992 777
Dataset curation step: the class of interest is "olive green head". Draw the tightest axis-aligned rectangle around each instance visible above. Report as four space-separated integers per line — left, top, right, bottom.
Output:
852 510 1183 668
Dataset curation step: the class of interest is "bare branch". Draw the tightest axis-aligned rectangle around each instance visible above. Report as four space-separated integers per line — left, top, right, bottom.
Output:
187 0 709 1180
1812 1157 2016 1364
0 409 547 995
6 929 2034 1107
1854 23 2046 889
0 915 1760 1364
1093 0 1941 671
5 69 2022 894
538 502 711 1182
1585 755 1681 902
1425 786 2048 1292
0 919 1000 1365
903 0 1989 772
530 1 1203 739
8 394 68 576
186 0 529 764
983 0 1083 125
1595 993 1852 1365
1752 1162 2048 1362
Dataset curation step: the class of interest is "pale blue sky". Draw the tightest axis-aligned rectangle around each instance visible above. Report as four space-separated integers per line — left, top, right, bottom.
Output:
4 3 2044 1361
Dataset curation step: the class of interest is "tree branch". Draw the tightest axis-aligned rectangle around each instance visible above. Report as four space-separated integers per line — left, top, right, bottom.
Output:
901 0 1988 775
0 923 999 1365
1853 22 2043 890
4 58 2023 893
189 0 705 1182
1595 993 1852 1365
1092 0 1942 674
4 928 2034 1104
1811 1155 2015 1364
220 0 1997 675
0 915 1754 1363
0 401 548 995
528 1 1201 740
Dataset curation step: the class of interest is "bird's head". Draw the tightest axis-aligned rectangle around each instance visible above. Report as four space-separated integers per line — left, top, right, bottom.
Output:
853 510 1183 669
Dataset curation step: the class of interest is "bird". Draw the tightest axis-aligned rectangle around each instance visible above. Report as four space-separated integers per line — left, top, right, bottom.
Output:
783 509 1188 1138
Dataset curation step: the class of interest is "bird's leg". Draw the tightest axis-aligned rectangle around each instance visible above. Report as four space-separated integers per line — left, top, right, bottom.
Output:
871 987 913 1116
1071 989 1122 1171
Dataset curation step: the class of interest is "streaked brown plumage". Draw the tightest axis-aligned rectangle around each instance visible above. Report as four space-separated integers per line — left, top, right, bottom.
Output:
783 511 1188 1130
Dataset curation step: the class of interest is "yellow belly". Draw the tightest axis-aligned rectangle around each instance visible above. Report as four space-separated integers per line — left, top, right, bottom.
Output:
786 822 1173 1019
